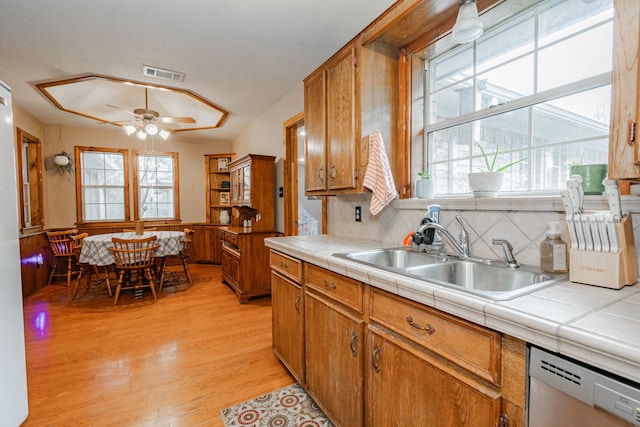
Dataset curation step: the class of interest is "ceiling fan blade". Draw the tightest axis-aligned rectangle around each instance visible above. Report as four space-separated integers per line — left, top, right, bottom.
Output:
157 116 196 124
106 104 138 117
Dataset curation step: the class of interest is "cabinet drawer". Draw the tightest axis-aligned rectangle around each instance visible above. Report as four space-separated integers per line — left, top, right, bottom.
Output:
270 251 302 283
370 289 501 384
304 264 363 313
223 231 238 245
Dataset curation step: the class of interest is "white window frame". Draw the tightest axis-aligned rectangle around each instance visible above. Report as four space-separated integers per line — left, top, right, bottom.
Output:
423 0 613 197
133 150 180 221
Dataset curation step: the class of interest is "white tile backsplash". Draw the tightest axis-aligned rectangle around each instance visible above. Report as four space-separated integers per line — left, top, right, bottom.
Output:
327 194 640 271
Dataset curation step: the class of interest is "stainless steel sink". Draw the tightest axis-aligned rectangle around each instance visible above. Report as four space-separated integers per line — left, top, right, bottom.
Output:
334 247 566 300
338 247 448 269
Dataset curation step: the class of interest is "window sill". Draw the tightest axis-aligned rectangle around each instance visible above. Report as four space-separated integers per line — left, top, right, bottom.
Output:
393 194 640 213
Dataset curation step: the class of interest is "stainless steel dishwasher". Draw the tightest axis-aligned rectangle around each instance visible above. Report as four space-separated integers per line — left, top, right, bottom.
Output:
529 346 640 426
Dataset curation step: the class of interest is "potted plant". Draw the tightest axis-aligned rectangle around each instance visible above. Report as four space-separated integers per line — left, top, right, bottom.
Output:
468 143 526 197
569 162 608 195
415 170 435 199
53 151 74 174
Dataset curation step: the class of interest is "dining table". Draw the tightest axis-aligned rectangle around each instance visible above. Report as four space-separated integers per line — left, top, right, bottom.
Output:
79 230 185 267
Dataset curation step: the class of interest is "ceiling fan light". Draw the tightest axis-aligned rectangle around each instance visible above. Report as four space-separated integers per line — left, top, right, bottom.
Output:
136 129 147 140
452 0 484 44
124 125 137 136
159 129 171 140
145 122 159 136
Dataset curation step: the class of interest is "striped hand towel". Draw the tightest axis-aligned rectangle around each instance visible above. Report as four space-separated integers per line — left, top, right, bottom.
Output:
363 130 397 215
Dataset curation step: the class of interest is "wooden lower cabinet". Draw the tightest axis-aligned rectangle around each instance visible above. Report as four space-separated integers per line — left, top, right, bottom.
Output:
220 228 276 303
271 271 304 384
305 290 365 427
366 326 501 427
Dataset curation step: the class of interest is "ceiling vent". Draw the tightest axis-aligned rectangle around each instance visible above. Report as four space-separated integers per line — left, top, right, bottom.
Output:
143 65 185 82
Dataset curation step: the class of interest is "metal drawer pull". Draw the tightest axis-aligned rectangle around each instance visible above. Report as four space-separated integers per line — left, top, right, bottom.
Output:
279 261 288 269
371 344 381 373
406 316 436 335
323 280 336 290
295 295 301 314
329 165 336 179
318 167 324 181
349 331 358 357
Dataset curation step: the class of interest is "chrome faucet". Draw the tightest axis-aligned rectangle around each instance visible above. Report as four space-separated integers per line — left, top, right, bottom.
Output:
492 238 519 268
417 215 470 257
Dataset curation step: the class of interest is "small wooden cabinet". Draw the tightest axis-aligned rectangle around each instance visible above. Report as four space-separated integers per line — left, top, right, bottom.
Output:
366 327 501 427
270 251 304 384
205 154 234 225
304 264 365 427
228 154 275 231
303 38 397 196
220 228 277 303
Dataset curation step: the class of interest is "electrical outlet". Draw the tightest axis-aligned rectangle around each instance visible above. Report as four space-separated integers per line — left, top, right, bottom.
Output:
355 206 362 222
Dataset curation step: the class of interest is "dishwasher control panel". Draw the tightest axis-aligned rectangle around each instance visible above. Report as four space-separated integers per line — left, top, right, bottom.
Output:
529 346 640 426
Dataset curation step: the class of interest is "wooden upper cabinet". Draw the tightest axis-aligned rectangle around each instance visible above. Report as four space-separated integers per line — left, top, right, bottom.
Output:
228 154 276 231
608 0 640 179
326 47 357 191
305 72 326 192
303 39 398 196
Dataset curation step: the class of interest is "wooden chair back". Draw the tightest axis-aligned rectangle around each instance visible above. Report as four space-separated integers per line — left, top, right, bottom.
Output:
46 229 79 257
109 236 159 271
181 228 194 259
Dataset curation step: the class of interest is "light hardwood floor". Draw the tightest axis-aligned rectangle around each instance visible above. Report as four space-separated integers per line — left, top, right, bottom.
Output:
21 264 294 426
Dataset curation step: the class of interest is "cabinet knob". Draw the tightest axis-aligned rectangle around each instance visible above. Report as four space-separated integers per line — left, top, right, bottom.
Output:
349 331 358 357
322 279 337 290
371 344 381 373
318 167 324 181
329 165 336 179
295 295 301 314
406 316 436 335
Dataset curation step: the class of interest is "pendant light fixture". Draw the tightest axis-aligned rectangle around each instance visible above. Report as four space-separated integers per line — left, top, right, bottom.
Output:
451 0 484 44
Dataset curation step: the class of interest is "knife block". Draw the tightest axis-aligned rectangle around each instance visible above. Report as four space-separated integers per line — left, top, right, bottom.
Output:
569 214 638 289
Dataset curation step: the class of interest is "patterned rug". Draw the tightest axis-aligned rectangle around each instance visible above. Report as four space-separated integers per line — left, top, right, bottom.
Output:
220 383 333 427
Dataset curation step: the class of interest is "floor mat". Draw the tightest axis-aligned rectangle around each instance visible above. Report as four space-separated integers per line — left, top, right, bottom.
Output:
220 383 333 427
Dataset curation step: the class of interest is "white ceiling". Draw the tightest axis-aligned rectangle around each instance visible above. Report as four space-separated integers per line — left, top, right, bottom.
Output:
0 0 397 142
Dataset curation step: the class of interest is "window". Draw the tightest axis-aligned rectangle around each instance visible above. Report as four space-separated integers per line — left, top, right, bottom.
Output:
76 147 129 222
425 0 613 195
133 151 179 220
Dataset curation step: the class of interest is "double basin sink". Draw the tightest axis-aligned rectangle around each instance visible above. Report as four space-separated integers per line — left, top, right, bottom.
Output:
334 247 566 300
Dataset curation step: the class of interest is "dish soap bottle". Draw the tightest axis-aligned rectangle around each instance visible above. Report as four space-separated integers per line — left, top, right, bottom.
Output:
540 222 568 273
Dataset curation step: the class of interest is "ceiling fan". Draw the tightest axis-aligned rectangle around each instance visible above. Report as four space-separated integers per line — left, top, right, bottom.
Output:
106 87 196 140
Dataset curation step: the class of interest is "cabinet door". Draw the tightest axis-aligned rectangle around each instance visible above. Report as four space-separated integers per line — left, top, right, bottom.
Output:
366 327 501 427
326 47 357 191
305 291 364 427
608 0 640 178
242 164 251 204
305 72 327 192
192 226 215 263
271 271 304 383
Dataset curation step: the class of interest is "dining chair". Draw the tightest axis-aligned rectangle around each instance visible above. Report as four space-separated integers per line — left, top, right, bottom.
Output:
158 228 194 291
109 235 160 305
72 233 113 301
46 229 82 296
121 227 158 232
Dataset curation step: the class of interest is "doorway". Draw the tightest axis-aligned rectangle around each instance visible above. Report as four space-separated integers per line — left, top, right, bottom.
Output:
283 113 325 236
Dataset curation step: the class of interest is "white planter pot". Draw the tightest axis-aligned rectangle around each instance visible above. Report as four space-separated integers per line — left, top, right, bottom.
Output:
54 154 69 166
415 179 435 199
468 172 503 197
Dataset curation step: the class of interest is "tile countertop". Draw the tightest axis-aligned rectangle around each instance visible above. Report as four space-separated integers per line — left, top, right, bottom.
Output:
265 235 640 384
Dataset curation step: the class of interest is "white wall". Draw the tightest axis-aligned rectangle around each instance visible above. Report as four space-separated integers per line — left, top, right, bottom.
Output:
231 82 304 233
41 125 231 228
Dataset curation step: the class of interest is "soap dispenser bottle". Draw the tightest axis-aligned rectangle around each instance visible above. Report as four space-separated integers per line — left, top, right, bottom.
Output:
540 222 568 273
